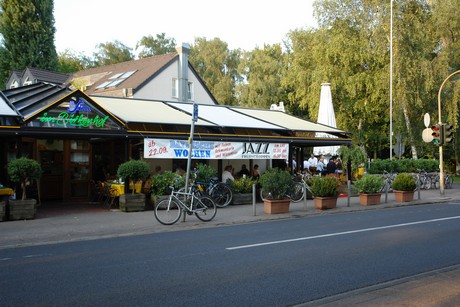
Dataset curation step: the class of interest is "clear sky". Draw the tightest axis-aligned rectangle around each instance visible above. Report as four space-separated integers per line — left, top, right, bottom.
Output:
54 0 316 56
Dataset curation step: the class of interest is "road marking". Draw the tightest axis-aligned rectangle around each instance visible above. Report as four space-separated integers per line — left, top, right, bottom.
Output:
226 215 460 250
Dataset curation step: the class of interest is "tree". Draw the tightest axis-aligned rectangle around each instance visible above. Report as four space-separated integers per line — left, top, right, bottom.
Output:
136 33 176 58
0 0 58 88
57 49 95 73
189 37 241 105
93 40 134 66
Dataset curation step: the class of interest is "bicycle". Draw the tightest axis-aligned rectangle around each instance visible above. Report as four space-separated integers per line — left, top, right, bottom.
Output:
181 175 233 208
379 170 396 192
414 169 432 190
154 186 217 225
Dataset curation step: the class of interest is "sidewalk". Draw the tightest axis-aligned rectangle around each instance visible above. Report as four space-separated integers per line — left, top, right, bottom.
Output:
1 186 460 306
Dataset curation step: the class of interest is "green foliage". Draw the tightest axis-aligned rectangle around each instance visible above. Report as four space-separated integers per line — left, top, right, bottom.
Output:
136 33 176 58
367 159 439 174
392 173 416 191
149 171 184 196
310 176 339 198
194 163 217 182
0 0 58 86
57 50 95 73
337 145 367 176
93 40 134 66
117 160 150 194
353 174 384 194
228 176 256 194
7 157 42 200
259 168 293 199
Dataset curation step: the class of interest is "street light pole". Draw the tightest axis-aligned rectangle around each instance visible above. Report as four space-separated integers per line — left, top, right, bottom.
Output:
389 0 393 160
437 69 460 196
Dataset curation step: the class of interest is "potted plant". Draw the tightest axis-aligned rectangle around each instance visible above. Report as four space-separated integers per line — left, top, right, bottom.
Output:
310 175 339 210
117 159 150 212
392 173 416 202
7 157 42 220
259 168 293 214
149 171 184 205
337 145 367 180
353 174 384 206
229 176 256 205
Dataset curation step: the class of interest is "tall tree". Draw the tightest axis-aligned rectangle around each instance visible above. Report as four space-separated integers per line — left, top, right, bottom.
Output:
189 37 241 105
0 0 58 88
237 44 287 109
57 49 95 73
93 40 134 66
136 33 176 58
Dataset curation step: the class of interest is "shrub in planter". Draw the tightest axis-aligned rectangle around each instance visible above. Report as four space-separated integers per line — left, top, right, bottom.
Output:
259 168 293 200
353 174 384 194
149 171 185 197
228 176 256 194
392 173 416 191
7 157 42 200
194 163 217 182
117 159 150 195
310 176 339 198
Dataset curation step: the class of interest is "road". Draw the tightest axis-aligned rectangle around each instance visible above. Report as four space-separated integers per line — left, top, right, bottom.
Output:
1 203 459 306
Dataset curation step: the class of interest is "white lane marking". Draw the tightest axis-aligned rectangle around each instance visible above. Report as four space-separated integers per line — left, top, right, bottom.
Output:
226 215 460 250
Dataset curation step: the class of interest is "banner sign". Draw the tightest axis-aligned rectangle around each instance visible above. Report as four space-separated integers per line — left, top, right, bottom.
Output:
144 138 288 160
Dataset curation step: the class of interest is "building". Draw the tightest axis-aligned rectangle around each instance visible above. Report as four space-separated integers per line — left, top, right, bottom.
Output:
6 67 69 89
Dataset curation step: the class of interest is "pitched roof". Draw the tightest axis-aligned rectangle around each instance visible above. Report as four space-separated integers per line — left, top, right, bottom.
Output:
25 67 70 85
68 54 177 95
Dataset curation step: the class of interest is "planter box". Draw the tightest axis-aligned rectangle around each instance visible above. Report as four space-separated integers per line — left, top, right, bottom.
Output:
394 190 414 202
231 193 253 205
8 199 37 220
359 193 381 206
314 197 337 210
119 193 146 212
264 199 290 214
0 201 5 221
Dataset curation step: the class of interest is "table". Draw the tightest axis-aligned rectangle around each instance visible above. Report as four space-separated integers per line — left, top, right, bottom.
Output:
106 182 142 196
0 188 14 196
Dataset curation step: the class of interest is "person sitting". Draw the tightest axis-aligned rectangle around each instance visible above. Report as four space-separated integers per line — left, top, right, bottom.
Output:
316 158 326 176
326 157 337 175
238 164 250 178
251 164 260 180
222 165 235 183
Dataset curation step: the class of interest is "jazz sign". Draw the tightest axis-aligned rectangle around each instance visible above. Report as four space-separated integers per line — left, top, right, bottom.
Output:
144 138 288 160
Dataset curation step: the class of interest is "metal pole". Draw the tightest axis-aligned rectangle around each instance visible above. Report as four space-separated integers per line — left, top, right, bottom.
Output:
390 0 393 160
253 183 257 216
437 69 460 196
183 103 198 221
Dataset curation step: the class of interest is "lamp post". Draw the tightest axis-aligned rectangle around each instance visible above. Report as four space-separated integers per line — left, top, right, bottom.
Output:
437 69 460 195
389 0 393 159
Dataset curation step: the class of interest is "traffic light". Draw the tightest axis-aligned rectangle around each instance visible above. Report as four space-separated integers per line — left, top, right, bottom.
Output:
431 124 442 145
443 123 454 145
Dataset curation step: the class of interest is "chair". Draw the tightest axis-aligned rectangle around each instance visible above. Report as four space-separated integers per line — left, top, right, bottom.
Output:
103 183 119 209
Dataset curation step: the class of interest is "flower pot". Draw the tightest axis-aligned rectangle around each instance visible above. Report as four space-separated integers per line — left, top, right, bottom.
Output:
394 190 414 202
314 196 337 210
231 193 253 205
359 193 381 206
119 193 146 212
263 198 290 214
8 199 37 220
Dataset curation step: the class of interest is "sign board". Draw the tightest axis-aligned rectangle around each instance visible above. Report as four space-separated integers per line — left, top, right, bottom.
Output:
144 138 288 160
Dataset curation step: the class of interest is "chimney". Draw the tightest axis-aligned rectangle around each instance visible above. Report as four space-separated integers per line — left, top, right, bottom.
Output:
175 43 191 102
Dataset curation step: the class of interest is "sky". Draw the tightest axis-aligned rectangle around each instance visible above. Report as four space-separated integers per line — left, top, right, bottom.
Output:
54 0 316 56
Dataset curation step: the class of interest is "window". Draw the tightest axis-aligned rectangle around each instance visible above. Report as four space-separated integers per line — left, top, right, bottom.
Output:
187 81 194 101
10 80 19 89
172 78 179 98
95 70 137 90
23 77 32 86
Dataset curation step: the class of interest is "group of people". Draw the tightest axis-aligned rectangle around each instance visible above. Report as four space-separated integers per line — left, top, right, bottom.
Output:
303 154 343 176
221 164 260 183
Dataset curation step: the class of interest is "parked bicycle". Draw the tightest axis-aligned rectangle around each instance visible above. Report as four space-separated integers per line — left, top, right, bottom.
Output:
379 170 396 192
260 173 312 202
154 185 217 225
180 174 233 208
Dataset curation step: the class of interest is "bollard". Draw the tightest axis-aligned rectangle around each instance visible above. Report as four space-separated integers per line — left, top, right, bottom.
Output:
384 182 388 203
347 180 351 207
253 183 257 216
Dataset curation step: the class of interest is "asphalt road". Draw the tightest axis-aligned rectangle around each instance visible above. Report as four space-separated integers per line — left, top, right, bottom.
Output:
1 203 459 306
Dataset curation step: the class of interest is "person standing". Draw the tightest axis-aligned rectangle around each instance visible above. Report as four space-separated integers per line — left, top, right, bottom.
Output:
222 165 234 183
316 157 326 176
251 164 260 180
308 154 318 173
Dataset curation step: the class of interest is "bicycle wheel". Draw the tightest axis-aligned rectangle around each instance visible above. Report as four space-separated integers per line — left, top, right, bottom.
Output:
290 182 305 202
260 188 271 201
210 183 232 208
154 199 182 225
194 197 217 222
422 176 432 190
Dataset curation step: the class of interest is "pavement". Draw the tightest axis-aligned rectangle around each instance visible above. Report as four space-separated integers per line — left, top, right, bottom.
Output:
1 186 460 306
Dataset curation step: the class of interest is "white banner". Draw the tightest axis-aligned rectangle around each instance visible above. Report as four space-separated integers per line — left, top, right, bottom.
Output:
144 138 288 160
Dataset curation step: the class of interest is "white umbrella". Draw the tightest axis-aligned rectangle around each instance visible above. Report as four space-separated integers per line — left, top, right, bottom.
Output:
313 83 339 158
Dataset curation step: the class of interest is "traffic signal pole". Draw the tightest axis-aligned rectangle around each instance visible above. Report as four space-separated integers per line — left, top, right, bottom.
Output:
437 69 460 196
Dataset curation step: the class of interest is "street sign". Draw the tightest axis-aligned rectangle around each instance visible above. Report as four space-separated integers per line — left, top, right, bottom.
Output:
422 127 433 143
193 103 198 122
424 113 430 128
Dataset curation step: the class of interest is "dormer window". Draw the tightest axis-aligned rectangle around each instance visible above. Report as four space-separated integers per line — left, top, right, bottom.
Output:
23 77 32 86
10 80 19 89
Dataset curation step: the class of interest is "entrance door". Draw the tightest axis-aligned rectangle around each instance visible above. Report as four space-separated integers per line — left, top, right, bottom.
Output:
68 140 90 200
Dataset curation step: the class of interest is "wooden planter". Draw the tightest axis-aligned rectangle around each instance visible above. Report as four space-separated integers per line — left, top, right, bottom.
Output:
0 201 6 221
231 193 253 205
263 198 290 214
8 199 37 220
394 190 415 202
119 193 146 212
314 197 338 210
359 193 381 206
